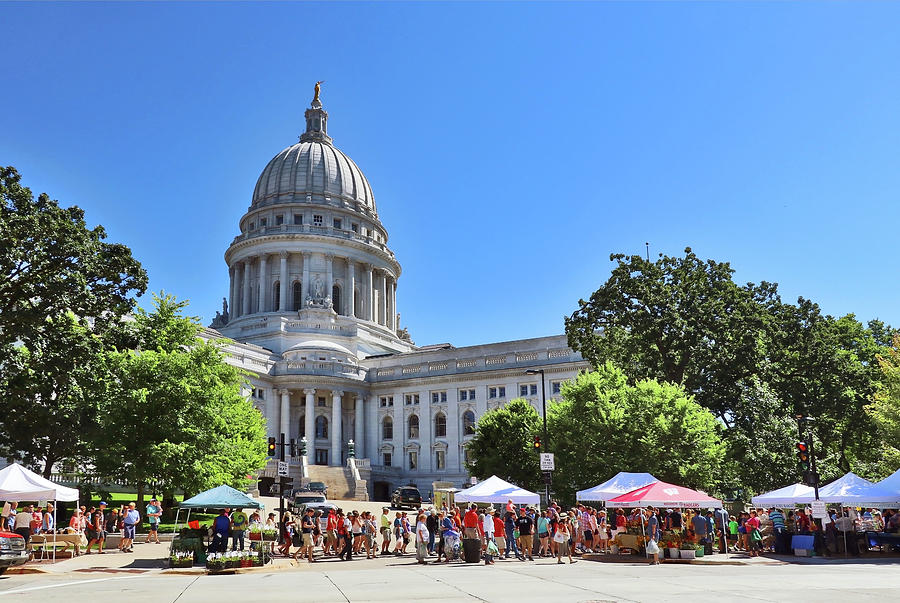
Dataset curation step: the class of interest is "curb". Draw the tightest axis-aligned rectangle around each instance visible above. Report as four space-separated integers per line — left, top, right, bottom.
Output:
5 566 51 575
161 562 297 576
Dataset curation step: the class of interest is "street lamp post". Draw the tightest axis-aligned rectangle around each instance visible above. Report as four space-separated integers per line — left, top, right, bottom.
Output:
525 368 549 505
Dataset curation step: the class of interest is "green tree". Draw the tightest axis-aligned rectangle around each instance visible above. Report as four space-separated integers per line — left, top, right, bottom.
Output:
548 365 726 504
0 166 146 475
867 334 900 472
96 294 268 505
464 398 542 491
0 166 147 351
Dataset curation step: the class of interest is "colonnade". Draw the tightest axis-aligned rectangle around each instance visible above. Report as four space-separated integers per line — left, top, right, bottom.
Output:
228 253 397 329
271 388 366 467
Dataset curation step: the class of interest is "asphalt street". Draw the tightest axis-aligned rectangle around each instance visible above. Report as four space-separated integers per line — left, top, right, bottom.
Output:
1 555 898 602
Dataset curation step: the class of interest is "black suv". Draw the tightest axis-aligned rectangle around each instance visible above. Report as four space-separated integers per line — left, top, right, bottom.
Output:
391 486 422 510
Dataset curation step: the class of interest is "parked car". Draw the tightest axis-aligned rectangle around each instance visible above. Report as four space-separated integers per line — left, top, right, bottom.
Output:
391 486 422 510
305 481 327 495
0 530 28 575
292 501 337 518
290 490 326 515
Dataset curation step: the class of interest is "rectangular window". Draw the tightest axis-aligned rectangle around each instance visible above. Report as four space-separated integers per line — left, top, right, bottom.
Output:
383 453 392 467
259 218 267 227
351 223 359 233
380 396 394 407
459 389 475 401
409 451 418 470
249 222 255 230
250 387 257 398
258 389 265 401
520 384 538 397
404 394 420 406
551 381 561 395
333 218 342 229
275 215 284 225
431 391 447 404
468 389 475 400
498 386 506 398
294 214 303 225
530 384 538 396
313 214 323 225
488 387 497 399
435 450 446 470
318 397 326 407
520 385 528 397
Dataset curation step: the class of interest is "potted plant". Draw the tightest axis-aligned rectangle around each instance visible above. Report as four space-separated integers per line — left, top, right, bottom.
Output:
679 543 698 560
665 540 680 559
262 527 278 542
249 525 262 541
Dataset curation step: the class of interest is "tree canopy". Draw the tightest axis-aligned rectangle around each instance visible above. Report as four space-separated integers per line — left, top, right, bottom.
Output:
0 166 146 475
464 398 542 491
548 365 725 503
565 247 895 497
96 294 269 498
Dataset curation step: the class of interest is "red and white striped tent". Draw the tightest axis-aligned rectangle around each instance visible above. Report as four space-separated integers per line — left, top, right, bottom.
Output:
607 480 722 508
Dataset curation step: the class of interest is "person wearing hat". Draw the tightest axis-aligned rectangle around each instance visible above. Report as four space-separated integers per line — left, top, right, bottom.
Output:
145 498 162 544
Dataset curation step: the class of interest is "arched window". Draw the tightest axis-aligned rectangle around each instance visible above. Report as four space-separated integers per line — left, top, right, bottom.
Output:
408 414 419 439
382 416 393 440
273 281 281 311
462 410 476 436
315 415 328 439
332 284 342 315
292 282 302 311
299 415 304 438
354 287 362 318
434 413 447 438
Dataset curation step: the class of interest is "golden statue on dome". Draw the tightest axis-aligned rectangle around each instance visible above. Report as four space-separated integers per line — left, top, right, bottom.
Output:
313 81 324 103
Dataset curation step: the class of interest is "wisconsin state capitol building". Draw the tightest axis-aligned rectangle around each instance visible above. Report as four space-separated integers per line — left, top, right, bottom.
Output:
208 87 589 501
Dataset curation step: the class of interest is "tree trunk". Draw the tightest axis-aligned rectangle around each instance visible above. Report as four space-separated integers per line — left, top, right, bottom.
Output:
137 483 145 521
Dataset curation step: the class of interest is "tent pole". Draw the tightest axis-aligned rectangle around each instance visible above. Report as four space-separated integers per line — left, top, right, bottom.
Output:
52 502 56 563
172 508 180 537
641 510 648 559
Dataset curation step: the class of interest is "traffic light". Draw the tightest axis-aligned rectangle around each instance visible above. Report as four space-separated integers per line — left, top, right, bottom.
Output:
796 441 810 468
267 437 277 456
533 436 541 450
299 436 307 456
289 438 296 457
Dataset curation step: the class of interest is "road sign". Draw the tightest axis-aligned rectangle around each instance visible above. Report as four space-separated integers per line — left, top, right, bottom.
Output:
470 476 477 485
540 453 555 471
277 461 289 477
811 500 827 519
543 471 552 485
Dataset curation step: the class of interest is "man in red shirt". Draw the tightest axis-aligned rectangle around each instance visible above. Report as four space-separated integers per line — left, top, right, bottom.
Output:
493 511 506 557
463 504 481 541
324 509 338 556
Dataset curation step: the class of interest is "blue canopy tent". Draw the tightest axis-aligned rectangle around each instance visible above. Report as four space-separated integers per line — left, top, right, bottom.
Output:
576 472 658 502
172 485 263 535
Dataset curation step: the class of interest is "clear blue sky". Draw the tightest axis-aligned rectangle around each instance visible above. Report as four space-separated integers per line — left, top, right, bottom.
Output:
3 2 898 347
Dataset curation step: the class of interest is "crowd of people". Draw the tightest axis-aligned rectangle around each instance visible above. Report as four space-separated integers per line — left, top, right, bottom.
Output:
1 498 164 556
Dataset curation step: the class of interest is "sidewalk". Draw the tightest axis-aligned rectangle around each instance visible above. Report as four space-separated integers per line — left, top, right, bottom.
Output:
9 541 169 575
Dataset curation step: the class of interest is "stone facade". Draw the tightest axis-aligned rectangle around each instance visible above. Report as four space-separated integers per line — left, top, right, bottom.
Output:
208 93 589 500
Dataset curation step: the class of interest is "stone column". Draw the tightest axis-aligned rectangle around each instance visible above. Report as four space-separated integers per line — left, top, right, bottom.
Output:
392 279 397 330
326 254 334 308
331 390 343 466
258 254 268 313
278 389 290 443
364 265 373 321
446 387 460 473
347 260 356 317
380 272 387 326
279 251 289 312
242 258 252 317
228 266 236 320
303 388 316 461
302 253 311 307
354 394 364 459
419 389 432 473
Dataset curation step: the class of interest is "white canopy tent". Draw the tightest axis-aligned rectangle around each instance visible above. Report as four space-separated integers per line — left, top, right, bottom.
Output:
0 463 79 562
751 483 815 507
576 472 658 502
455 475 540 505
795 472 875 505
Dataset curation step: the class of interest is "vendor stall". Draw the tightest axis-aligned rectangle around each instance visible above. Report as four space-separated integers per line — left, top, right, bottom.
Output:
0 463 80 562
751 483 814 507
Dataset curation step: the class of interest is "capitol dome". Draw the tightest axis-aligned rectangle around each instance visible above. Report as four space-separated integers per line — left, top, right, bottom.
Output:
249 93 378 219
251 141 376 214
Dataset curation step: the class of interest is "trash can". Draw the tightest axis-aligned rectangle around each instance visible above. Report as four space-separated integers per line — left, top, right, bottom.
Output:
463 538 481 563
